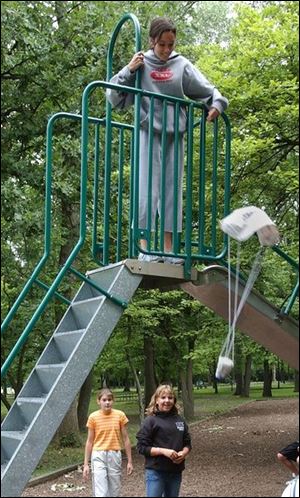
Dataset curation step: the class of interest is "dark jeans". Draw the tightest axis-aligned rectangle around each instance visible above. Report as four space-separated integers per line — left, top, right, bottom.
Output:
145 469 182 497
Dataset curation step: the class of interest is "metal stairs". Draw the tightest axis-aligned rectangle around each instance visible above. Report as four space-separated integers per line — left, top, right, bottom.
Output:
1 263 142 497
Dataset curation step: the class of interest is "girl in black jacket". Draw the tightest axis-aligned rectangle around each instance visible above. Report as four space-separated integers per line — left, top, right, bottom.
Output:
136 384 191 497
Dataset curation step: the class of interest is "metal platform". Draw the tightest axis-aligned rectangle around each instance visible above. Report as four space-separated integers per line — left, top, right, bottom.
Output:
123 259 198 290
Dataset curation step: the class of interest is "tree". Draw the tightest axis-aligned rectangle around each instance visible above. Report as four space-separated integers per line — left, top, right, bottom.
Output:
262 358 273 397
2 1 298 436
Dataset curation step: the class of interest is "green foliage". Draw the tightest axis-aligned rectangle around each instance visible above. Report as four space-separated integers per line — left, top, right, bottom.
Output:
57 432 82 449
1 1 298 399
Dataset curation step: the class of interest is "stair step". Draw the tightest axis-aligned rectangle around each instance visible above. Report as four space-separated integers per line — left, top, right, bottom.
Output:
2 430 26 441
1 433 22 462
16 397 45 404
71 296 104 307
55 329 85 337
35 363 65 370
56 297 104 333
20 366 63 398
39 331 84 365
73 281 102 302
2 398 44 433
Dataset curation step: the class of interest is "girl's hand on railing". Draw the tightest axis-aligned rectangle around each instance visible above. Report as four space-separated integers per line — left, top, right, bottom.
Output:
128 52 144 73
207 107 220 122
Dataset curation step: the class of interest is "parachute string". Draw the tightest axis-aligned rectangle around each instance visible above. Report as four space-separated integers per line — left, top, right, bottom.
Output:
227 236 231 350
231 246 264 331
216 205 278 380
230 241 241 364
219 243 265 365
220 236 238 360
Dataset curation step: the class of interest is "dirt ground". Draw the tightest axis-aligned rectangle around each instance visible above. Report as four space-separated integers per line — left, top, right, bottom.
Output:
22 397 298 497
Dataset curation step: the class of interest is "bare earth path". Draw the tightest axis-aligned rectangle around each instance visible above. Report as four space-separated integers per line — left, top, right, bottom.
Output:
22 398 299 497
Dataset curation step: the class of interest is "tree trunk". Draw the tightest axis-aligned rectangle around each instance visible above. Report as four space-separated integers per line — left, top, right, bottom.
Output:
8 343 27 396
242 354 252 397
234 339 243 395
1 393 11 411
124 316 145 423
77 369 93 432
179 362 194 421
177 335 195 421
53 398 80 446
144 334 157 407
234 371 243 395
126 351 145 424
262 359 272 397
123 369 131 392
185 338 195 419
293 370 299 393
54 193 80 441
210 360 218 394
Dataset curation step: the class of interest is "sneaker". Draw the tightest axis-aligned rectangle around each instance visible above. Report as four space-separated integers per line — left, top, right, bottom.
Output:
138 253 164 263
163 255 185 265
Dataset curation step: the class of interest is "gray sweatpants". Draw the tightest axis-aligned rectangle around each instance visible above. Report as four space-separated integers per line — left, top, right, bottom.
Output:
138 129 184 233
91 450 122 497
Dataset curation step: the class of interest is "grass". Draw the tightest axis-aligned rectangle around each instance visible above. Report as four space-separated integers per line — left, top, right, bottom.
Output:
1 382 298 478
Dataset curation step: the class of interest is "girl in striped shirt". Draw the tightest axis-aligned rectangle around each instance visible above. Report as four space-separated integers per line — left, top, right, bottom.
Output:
83 388 133 497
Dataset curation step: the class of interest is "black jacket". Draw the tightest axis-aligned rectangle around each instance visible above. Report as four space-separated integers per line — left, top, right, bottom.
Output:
136 410 192 473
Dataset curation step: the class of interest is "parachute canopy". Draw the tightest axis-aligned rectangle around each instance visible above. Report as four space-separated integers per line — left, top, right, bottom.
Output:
220 206 280 246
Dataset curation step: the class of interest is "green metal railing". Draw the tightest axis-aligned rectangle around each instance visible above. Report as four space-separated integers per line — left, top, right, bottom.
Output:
91 80 231 268
1 13 298 380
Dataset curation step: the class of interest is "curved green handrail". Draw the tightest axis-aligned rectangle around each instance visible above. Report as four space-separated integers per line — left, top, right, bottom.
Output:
102 13 142 264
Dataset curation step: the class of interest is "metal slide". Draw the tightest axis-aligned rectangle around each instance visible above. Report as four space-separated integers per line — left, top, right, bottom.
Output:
125 259 298 369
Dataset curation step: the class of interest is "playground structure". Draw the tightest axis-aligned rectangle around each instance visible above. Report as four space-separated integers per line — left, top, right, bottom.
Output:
1 14 299 497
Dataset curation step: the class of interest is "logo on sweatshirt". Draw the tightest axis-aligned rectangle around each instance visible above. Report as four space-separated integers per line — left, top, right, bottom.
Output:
175 421 184 431
150 68 173 81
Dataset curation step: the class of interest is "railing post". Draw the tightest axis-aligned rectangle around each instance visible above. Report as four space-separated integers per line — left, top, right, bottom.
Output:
104 14 141 262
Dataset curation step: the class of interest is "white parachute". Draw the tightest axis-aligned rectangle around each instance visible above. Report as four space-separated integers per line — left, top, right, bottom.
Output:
215 206 280 381
220 206 280 247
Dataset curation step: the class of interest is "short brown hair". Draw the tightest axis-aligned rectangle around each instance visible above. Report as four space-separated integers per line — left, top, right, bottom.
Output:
149 18 176 42
97 388 114 400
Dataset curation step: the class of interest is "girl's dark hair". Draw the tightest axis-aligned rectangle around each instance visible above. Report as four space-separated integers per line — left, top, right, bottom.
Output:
149 17 176 42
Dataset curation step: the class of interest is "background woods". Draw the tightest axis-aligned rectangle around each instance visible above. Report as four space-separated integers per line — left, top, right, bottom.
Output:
1 1 299 444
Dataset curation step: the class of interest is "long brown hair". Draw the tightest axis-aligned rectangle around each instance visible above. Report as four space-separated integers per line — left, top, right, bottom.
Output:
149 18 176 47
146 384 181 415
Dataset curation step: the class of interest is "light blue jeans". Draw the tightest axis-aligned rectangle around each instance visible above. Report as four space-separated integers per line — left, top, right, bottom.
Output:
91 450 122 497
145 468 182 497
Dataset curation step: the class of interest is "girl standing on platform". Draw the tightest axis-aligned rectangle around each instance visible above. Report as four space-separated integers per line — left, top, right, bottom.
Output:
107 17 228 264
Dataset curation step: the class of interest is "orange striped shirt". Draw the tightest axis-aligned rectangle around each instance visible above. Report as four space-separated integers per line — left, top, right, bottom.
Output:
86 409 129 451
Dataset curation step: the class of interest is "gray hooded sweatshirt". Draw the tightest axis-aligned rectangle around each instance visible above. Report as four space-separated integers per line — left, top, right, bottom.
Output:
107 49 228 133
